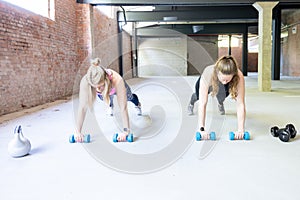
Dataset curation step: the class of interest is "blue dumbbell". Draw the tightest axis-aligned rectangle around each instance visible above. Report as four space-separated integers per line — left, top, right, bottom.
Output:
69 134 90 143
196 131 216 141
113 133 134 143
229 131 250 140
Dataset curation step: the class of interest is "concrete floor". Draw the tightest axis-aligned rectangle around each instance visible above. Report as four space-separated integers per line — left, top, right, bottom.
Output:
1 74 300 200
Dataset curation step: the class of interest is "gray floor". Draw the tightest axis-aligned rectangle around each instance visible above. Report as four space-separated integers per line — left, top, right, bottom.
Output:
1 75 300 200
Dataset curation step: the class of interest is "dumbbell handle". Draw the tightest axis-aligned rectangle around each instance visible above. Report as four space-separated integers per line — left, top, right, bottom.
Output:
229 131 250 140
113 133 134 143
69 134 90 143
196 131 216 141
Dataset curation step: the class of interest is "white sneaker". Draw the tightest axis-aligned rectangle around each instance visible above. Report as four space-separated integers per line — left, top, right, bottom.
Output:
188 104 194 115
106 106 113 116
135 103 142 116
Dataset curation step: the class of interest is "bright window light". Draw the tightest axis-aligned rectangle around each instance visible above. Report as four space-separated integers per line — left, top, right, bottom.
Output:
96 6 115 19
123 6 155 11
3 0 55 20
218 35 240 48
248 36 259 53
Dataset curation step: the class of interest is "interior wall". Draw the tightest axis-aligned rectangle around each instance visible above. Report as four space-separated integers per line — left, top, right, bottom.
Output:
91 6 132 79
92 6 119 72
187 35 218 75
121 32 133 79
282 9 300 76
0 0 84 116
137 37 187 76
219 39 258 73
75 3 93 86
0 2 133 116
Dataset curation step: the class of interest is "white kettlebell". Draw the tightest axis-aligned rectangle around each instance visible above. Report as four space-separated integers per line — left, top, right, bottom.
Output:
8 125 31 158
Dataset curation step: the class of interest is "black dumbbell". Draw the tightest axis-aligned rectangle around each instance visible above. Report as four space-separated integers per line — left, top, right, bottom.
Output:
286 124 297 138
270 126 279 137
270 124 297 142
278 128 290 142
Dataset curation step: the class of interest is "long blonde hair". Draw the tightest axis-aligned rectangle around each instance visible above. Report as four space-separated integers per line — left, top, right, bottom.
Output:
85 58 112 108
211 55 239 99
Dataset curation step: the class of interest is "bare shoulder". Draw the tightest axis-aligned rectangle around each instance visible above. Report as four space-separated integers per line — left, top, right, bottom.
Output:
109 69 123 86
201 65 214 86
237 69 245 82
203 64 214 74
110 69 120 77
80 74 88 87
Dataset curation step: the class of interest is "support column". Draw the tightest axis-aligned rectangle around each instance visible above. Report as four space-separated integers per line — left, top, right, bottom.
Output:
242 24 248 76
272 7 281 80
228 34 232 55
253 1 279 92
132 22 138 78
117 21 123 76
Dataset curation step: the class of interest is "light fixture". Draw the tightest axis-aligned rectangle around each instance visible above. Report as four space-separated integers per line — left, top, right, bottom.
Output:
192 25 204 33
163 16 178 21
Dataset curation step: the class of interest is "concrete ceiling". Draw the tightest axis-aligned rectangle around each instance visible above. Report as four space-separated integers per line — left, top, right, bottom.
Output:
77 0 300 6
78 0 300 36
117 5 259 36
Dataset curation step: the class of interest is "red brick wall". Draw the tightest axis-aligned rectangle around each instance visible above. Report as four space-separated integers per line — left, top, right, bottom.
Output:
92 6 120 72
248 53 258 72
219 47 258 73
0 2 132 115
92 6 132 78
0 0 86 115
76 4 92 76
282 10 300 76
122 32 133 79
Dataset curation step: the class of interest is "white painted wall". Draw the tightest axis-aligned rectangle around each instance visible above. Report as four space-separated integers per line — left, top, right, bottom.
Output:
137 37 187 76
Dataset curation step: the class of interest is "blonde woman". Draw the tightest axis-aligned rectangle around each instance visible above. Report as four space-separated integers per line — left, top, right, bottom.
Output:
188 55 246 139
75 58 142 142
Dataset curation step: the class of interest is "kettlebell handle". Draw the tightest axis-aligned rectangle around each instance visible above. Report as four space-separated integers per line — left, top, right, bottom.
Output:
14 125 22 134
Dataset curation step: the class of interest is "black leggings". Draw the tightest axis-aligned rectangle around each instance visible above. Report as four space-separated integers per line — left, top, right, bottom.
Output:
189 76 229 106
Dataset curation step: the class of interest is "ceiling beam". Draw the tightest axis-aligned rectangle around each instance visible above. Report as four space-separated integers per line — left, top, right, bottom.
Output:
77 0 300 6
117 6 258 23
136 23 257 36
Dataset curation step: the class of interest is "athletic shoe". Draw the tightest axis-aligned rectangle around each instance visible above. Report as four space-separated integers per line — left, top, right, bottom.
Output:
106 106 113 116
188 104 194 115
135 103 142 116
218 103 225 115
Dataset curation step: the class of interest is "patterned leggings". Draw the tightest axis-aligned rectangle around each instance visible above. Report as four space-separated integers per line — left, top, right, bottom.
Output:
97 80 140 107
